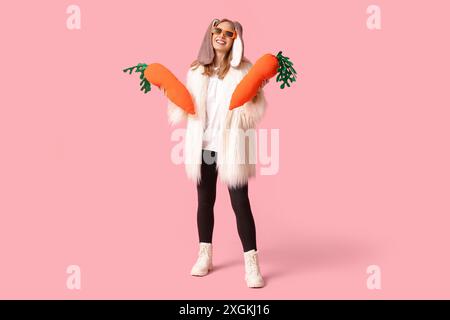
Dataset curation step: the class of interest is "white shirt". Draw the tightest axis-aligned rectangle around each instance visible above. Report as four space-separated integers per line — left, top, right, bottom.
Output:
202 71 228 152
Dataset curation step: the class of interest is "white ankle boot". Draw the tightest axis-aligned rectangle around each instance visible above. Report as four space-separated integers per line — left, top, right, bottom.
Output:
190 242 213 276
243 249 265 288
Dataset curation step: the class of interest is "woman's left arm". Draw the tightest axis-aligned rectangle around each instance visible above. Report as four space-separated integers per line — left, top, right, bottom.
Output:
251 79 269 103
240 81 268 129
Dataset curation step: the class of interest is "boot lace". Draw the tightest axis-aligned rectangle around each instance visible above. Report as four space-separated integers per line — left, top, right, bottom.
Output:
246 254 259 275
198 245 211 260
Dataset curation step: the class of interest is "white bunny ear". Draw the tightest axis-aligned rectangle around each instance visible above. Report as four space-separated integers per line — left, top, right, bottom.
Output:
230 21 244 68
230 34 243 67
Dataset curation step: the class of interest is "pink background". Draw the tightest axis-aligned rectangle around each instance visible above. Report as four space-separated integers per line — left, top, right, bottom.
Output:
1 0 449 299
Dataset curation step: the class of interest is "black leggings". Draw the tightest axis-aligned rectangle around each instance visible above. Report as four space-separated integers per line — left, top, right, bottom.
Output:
197 149 257 252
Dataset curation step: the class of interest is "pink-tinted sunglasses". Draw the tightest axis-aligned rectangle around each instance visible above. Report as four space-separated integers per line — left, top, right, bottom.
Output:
211 26 237 39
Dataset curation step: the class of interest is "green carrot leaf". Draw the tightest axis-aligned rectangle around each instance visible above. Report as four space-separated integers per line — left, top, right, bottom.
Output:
123 63 152 94
276 51 298 89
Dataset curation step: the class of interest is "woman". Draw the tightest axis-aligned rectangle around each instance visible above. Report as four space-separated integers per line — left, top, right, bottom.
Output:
166 18 268 288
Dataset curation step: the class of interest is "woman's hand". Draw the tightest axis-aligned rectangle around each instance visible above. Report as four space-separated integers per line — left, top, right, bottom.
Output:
260 79 269 89
159 86 167 96
251 80 269 103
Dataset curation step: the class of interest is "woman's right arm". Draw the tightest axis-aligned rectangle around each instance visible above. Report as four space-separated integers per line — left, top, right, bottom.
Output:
166 69 192 126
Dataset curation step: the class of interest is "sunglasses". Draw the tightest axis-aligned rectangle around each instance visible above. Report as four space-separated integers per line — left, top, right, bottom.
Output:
211 26 237 39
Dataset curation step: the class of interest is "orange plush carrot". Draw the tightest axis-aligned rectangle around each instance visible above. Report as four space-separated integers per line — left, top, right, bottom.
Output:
229 51 297 110
123 63 195 115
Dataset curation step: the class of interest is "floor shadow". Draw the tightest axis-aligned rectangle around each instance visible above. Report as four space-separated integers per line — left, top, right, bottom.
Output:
261 234 376 283
211 259 242 272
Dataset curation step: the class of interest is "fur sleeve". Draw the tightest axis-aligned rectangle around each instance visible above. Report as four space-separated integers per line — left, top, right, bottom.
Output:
166 69 193 126
239 61 268 129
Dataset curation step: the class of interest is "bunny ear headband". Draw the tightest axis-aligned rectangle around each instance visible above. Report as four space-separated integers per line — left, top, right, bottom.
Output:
197 18 244 68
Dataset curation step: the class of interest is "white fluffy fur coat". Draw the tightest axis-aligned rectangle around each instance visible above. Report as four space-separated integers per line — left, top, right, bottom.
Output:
166 59 267 188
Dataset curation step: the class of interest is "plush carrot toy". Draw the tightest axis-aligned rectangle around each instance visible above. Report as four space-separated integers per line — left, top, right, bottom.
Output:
123 63 196 115
229 51 297 110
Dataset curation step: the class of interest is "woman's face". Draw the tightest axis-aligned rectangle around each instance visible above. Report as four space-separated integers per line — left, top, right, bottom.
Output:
211 21 235 54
